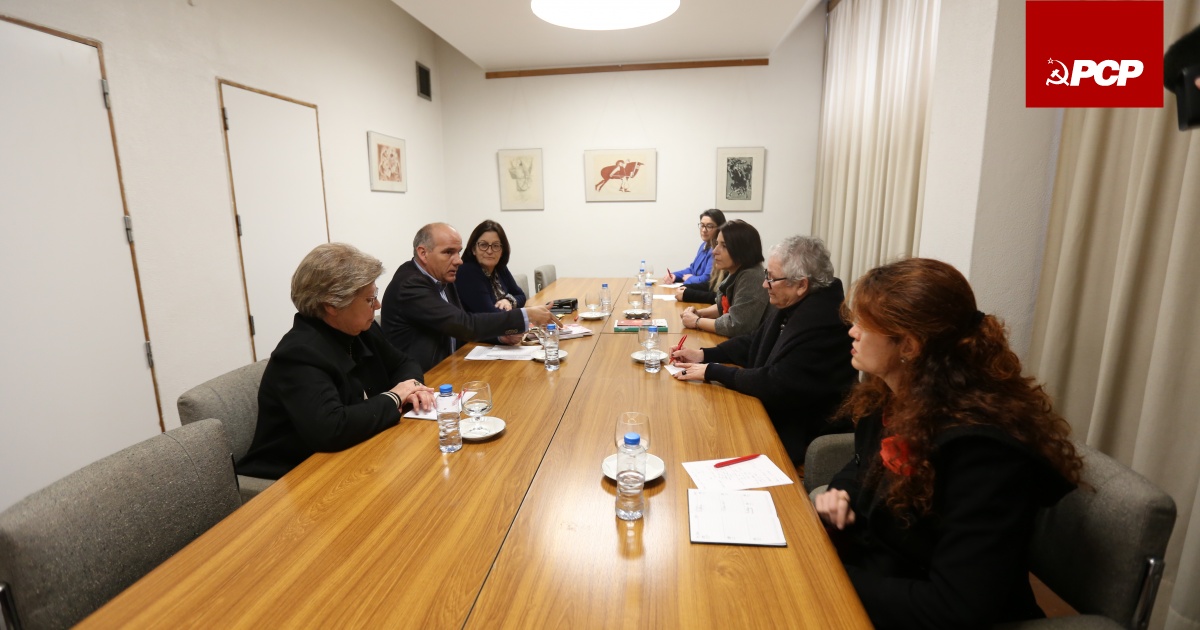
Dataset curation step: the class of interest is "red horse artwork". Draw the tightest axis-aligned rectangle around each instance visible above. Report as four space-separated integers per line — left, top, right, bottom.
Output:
594 160 644 192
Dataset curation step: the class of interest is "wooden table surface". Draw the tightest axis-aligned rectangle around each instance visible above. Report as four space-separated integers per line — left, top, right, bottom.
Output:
80 278 868 629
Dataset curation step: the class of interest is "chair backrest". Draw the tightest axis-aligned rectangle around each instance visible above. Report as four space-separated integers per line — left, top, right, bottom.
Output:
533 264 556 293
1029 442 1176 630
802 433 855 493
513 273 530 298
177 359 269 460
0 419 240 630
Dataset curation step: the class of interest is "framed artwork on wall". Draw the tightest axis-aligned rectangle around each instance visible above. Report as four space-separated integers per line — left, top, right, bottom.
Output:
584 149 657 202
715 147 765 211
367 131 406 192
497 148 544 210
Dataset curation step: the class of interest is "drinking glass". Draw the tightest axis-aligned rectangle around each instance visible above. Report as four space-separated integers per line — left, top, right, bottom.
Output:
585 291 601 314
637 326 661 362
615 411 651 453
461 381 493 436
627 285 643 311
645 263 655 281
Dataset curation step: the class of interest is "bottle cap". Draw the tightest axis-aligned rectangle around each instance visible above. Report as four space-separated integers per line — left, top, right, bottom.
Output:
602 283 609 287
648 326 658 332
623 432 641 446
438 384 453 395
547 323 556 331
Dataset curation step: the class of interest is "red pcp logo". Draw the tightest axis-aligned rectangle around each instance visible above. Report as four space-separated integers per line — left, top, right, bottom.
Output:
1044 59 1144 86
1027 1 1163 108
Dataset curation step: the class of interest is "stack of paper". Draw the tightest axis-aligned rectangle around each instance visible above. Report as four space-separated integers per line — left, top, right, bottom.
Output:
464 345 540 361
557 324 594 340
688 489 786 547
681 456 793 490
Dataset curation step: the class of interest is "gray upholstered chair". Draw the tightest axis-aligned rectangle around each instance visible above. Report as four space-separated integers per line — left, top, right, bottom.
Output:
1003 442 1176 630
533 264 556 293
0 419 240 630
803 432 854 498
513 272 530 299
803 436 1178 630
177 360 271 503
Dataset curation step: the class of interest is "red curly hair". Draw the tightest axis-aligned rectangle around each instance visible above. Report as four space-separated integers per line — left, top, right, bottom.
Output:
839 258 1082 520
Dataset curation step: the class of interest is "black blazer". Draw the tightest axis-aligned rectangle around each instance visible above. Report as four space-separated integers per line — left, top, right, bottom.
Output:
827 413 1076 629
239 314 423 480
381 259 526 371
702 278 856 463
455 260 527 312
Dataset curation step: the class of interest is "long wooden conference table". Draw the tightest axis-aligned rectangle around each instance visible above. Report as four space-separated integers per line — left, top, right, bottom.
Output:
81 278 869 629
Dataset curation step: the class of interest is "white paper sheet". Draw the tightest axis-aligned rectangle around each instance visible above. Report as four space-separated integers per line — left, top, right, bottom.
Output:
659 283 683 289
464 345 539 361
688 489 786 547
403 391 476 420
652 294 679 301
664 364 686 376
682 455 793 490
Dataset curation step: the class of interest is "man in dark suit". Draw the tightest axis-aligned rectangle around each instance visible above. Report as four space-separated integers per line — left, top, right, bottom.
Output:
382 222 554 371
671 235 857 464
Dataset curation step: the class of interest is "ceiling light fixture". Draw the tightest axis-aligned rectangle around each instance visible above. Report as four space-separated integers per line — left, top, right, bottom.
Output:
531 0 680 31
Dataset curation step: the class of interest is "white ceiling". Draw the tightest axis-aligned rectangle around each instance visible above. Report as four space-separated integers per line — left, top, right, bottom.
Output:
392 0 824 72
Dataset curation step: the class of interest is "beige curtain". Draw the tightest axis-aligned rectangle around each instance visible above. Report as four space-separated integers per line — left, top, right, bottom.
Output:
811 0 940 283
1028 2 1200 627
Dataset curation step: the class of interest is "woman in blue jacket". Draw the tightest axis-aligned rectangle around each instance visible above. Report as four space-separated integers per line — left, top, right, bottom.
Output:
662 209 725 287
456 219 526 314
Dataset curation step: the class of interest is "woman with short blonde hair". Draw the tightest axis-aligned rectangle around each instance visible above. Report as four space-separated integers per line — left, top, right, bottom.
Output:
239 243 433 480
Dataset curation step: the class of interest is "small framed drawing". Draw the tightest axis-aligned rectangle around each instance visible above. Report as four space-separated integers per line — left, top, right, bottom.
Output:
584 149 657 202
716 147 766 211
497 148 544 210
367 131 406 193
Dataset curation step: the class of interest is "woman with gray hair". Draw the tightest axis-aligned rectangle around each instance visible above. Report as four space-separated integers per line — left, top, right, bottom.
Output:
239 243 433 480
672 235 857 464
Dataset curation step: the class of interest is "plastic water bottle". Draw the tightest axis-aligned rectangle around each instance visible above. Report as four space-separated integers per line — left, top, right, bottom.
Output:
544 323 560 371
642 285 652 311
615 432 647 520
600 283 612 314
638 260 647 287
436 384 462 453
644 326 660 373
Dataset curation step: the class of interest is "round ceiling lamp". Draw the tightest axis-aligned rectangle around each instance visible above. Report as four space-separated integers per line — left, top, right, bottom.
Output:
531 0 680 31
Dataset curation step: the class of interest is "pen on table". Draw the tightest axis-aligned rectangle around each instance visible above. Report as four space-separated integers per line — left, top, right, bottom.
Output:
669 334 687 365
714 453 761 468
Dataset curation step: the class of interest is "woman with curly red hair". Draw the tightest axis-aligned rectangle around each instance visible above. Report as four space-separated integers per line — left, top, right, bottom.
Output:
815 258 1083 629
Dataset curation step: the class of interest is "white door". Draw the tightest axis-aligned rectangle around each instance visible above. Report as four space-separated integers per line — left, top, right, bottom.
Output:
221 83 329 359
0 19 161 510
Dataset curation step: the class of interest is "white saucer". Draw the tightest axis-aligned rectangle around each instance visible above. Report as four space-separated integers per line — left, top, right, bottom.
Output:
631 349 669 363
644 278 657 285
602 453 665 482
532 349 568 362
461 416 505 441
579 311 607 320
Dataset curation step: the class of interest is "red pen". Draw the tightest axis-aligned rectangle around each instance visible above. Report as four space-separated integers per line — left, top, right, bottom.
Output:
714 454 761 468
670 334 687 365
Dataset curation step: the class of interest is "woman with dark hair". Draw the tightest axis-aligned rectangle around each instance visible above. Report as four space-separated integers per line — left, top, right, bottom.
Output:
815 258 1084 629
679 219 768 337
456 219 526 314
662 209 726 287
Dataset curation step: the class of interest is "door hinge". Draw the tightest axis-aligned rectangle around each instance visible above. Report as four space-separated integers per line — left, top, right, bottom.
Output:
123 215 134 244
144 341 154 368
222 106 229 131
235 214 243 236
101 79 111 109
249 315 256 336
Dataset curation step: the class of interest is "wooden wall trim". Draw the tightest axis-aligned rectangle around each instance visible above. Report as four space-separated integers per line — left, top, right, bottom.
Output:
485 58 769 79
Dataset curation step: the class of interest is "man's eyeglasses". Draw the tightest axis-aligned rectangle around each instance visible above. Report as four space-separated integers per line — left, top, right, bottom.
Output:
698 223 718 231
476 241 503 253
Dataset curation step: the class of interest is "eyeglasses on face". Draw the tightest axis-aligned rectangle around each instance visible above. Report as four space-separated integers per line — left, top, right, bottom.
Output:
763 271 799 286
698 222 719 231
475 241 503 253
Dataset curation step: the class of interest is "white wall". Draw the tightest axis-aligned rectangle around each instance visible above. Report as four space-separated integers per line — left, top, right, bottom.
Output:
436 11 827 282
0 0 448 428
919 0 1059 359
